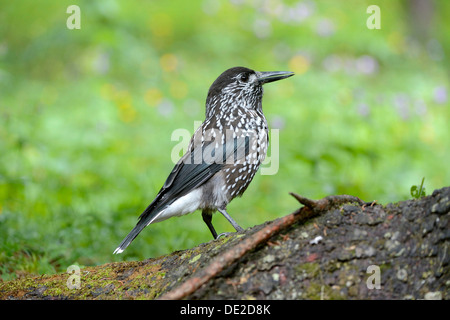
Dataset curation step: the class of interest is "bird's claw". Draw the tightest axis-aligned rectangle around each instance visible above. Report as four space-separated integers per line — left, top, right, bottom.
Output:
216 232 234 239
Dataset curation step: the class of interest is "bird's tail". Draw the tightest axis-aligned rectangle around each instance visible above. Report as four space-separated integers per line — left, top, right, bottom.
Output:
113 222 147 254
114 194 166 254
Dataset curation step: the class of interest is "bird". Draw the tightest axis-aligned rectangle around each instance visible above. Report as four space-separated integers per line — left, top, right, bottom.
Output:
113 66 294 254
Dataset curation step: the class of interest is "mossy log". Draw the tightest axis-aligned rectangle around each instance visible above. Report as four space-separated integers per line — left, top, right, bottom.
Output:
1 187 448 300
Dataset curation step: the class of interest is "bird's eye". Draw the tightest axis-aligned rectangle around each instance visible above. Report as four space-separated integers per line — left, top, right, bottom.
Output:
240 73 249 82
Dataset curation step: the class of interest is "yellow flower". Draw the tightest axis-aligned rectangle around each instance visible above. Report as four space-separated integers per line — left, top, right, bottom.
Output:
144 88 163 107
160 53 178 72
288 55 309 75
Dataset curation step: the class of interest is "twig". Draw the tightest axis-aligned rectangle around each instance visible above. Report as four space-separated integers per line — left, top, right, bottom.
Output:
289 192 371 209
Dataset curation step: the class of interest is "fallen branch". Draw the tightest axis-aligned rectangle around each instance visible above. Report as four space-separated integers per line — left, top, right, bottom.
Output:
289 192 374 210
158 193 369 300
2 187 447 300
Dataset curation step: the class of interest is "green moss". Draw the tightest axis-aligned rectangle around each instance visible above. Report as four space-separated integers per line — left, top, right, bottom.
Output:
303 282 346 300
189 254 202 264
323 261 341 273
294 262 320 278
1 259 172 299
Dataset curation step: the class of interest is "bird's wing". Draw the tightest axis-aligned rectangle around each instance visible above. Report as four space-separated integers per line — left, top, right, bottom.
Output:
113 134 247 253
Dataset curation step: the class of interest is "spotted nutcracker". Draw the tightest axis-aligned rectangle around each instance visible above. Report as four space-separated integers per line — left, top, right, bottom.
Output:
114 67 294 254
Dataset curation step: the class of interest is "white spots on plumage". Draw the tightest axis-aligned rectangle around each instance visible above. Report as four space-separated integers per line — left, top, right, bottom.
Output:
200 69 271 203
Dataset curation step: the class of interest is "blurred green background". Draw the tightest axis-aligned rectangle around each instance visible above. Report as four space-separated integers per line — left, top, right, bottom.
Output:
0 0 449 280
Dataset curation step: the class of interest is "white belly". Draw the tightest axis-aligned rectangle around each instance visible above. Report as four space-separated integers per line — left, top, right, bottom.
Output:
150 188 203 224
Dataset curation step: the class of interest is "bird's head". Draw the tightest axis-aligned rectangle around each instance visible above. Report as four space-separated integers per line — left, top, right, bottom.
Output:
206 66 294 117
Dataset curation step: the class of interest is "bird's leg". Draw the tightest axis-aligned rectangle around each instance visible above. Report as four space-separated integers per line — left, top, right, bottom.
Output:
202 210 218 239
217 207 244 235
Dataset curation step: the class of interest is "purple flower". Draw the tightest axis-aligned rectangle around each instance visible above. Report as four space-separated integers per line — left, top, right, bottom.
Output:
357 103 370 117
394 93 410 120
355 55 379 75
433 86 448 104
157 98 175 117
316 18 335 37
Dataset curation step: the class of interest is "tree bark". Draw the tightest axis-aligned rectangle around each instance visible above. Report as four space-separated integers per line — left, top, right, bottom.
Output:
1 187 448 300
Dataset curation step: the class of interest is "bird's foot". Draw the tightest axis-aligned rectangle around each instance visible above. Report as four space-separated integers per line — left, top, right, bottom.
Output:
216 232 234 239
216 230 244 239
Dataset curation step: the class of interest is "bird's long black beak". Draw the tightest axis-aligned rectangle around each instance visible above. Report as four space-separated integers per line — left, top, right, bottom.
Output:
256 71 295 84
